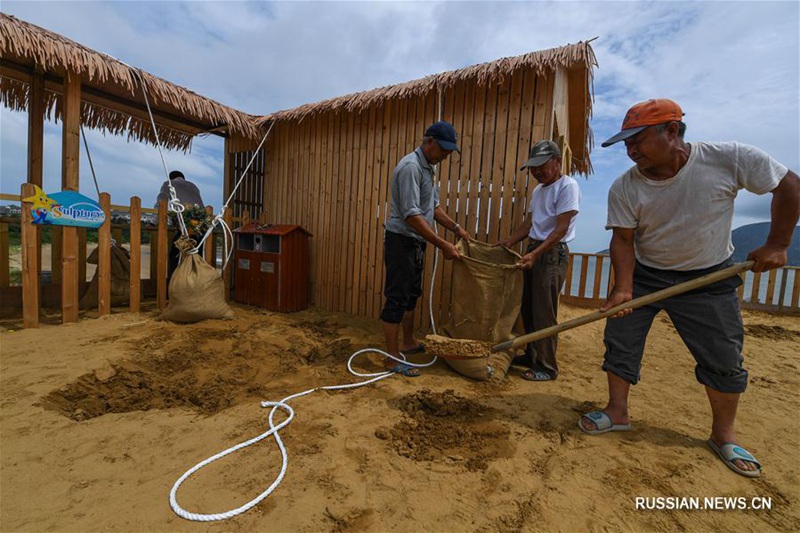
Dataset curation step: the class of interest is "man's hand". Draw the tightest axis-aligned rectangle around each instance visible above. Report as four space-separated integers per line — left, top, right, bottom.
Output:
455 227 471 242
747 244 788 272
517 250 539 270
440 241 461 260
494 237 514 248
600 288 634 318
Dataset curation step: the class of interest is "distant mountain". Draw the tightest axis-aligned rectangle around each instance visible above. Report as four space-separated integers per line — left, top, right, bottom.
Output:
595 223 800 266
732 222 800 266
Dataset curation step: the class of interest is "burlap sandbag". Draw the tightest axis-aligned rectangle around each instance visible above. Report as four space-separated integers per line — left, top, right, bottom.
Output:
80 245 133 308
161 240 234 323
441 240 524 381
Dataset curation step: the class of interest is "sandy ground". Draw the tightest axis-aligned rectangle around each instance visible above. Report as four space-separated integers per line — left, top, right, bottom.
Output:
1 303 798 532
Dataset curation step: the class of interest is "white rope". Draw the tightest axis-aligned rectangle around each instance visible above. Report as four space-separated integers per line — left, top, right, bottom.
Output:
169 347 436 522
187 121 274 263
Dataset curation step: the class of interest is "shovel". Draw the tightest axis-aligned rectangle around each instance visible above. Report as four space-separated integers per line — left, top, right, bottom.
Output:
491 260 754 353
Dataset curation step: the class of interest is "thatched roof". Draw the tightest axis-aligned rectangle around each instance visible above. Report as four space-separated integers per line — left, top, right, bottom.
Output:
256 40 596 173
0 13 261 151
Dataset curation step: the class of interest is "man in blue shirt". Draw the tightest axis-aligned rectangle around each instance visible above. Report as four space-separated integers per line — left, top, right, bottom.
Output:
381 121 470 376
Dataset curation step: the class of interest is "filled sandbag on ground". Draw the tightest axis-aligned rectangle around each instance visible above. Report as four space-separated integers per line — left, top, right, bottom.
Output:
161 240 235 323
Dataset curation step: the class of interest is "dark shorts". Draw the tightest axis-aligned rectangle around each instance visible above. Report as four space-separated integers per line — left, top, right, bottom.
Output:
602 258 747 393
380 231 426 324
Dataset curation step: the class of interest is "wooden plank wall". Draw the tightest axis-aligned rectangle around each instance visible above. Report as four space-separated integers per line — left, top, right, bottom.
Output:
256 71 558 329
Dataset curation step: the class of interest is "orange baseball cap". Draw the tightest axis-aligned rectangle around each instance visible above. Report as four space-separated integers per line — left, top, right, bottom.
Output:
601 99 684 147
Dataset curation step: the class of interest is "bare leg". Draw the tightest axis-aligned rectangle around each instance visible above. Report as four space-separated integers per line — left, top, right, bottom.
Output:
580 371 632 431
706 387 757 472
400 310 421 352
382 319 420 376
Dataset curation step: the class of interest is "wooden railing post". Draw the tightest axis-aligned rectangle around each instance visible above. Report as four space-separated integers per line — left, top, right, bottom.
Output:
98 193 111 316
204 205 214 265
156 200 168 309
223 208 233 300
20 184 39 328
0 222 8 288
129 197 141 313
78 228 87 286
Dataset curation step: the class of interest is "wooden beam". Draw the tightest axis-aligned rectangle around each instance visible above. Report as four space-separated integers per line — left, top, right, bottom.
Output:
0 61 226 138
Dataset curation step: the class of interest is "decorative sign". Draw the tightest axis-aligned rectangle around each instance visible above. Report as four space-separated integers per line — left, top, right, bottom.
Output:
22 185 105 228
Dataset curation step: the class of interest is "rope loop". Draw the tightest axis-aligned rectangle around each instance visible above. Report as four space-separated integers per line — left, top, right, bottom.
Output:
169 347 437 521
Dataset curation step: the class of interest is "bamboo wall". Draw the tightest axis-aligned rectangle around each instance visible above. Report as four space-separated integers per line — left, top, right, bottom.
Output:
253 69 566 328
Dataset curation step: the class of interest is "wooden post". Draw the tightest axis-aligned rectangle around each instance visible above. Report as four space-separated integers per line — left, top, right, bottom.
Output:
0 223 8 288
21 183 39 328
156 200 168 309
29 72 45 285
129 197 142 312
61 74 81 323
28 72 45 187
223 207 233 300
204 205 214 265
98 193 111 315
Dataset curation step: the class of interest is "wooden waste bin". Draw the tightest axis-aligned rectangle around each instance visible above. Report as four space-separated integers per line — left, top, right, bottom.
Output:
233 223 312 312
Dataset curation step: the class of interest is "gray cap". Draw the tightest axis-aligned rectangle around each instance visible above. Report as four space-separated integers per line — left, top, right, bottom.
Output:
520 140 561 170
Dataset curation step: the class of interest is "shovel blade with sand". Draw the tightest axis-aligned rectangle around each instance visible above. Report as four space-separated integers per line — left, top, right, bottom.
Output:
425 261 753 360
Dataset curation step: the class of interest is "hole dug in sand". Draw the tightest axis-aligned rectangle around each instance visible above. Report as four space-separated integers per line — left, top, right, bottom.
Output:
375 389 513 472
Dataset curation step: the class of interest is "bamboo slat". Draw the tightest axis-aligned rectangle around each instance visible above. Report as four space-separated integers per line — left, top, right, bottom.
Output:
578 254 589 298
751 271 762 304
765 268 777 305
593 255 604 299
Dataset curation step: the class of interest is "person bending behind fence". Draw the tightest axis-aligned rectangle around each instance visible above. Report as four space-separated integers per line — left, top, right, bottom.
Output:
155 170 205 278
578 98 800 479
495 140 580 382
380 121 471 377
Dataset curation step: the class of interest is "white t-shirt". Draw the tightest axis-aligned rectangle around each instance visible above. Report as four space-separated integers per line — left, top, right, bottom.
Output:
528 175 581 242
606 141 787 270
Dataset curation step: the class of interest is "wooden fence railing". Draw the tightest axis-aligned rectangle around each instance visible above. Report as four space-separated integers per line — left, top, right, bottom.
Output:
2 199 797 327
561 253 799 314
0 191 222 327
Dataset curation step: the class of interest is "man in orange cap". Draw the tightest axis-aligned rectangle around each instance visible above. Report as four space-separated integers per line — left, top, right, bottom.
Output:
578 98 800 479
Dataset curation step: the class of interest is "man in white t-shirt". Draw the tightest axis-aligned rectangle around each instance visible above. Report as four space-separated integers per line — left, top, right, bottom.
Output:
496 140 580 381
578 99 800 479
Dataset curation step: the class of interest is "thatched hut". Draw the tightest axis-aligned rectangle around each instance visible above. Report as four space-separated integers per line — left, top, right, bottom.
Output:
238 41 597 324
2 11 597 327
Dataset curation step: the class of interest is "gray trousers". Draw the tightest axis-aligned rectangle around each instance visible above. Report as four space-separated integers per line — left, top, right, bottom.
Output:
520 240 569 378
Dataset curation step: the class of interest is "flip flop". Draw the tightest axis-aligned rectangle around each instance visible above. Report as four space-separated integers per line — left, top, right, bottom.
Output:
521 369 553 381
401 343 426 355
578 411 631 435
388 362 421 377
707 439 762 478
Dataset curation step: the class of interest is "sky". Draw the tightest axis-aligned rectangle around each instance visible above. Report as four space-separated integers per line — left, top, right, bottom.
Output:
1 0 798 253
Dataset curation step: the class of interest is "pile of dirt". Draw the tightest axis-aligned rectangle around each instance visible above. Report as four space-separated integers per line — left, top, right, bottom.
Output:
42 318 356 421
745 323 800 341
375 388 512 471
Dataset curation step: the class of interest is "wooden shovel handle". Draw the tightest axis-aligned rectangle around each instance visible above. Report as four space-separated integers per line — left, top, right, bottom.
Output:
491 260 754 353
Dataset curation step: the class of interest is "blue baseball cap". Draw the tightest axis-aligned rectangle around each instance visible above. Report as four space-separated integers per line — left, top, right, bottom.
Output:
424 121 460 153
